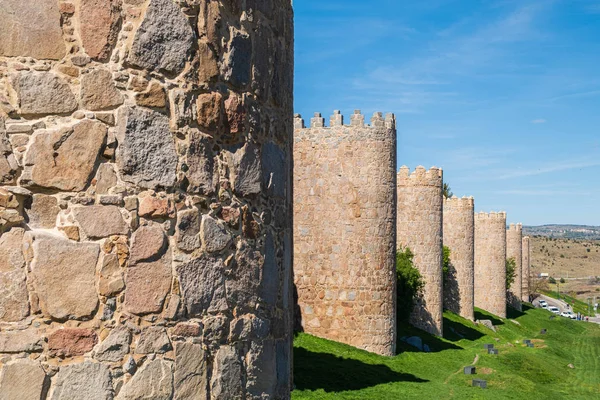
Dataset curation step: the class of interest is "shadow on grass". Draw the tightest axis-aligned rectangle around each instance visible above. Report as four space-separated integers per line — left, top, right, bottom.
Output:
443 316 485 342
474 310 504 326
522 302 534 311
396 320 462 354
294 347 428 392
507 305 526 319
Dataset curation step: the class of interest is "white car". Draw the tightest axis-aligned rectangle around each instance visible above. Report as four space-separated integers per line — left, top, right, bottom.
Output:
539 300 548 307
548 306 560 314
561 311 576 319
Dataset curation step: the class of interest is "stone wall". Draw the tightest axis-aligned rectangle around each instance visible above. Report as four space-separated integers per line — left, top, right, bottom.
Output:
397 166 443 336
0 1 293 399
506 223 523 311
474 212 507 318
293 110 397 356
522 236 531 302
443 196 475 321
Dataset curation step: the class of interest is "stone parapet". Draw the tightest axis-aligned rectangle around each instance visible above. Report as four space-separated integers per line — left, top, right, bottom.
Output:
443 196 475 320
474 211 507 318
522 236 531 302
294 110 397 356
0 1 293 398
397 166 444 336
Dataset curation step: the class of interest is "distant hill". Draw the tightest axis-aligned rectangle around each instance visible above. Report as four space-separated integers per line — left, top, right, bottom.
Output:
524 224 600 240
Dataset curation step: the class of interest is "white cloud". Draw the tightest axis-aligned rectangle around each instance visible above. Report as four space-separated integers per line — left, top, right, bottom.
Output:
531 118 546 124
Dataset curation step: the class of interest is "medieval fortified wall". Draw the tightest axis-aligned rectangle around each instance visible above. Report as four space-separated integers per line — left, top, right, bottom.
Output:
293 110 397 356
397 166 443 336
443 196 475 321
506 223 523 311
474 212 507 318
0 0 293 399
522 236 531 302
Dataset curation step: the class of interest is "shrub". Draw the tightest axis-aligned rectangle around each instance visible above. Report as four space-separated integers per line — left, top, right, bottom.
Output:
396 247 424 322
442 246 451 279
560 278 565 284
506 257 516 289
549 276 557 284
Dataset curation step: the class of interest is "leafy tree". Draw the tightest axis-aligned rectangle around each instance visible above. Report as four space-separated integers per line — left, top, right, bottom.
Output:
530 268 549 294
560 277 565 284
506 257 516 289
549 276 556 284
396 247 424 322
443 183 453 199
442 246 451 279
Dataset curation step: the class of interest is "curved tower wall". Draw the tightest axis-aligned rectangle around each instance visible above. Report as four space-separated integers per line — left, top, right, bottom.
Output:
474 212 507 318
397 166 444 336
443 196 475 320
293 110 397 356
507 223 523 311
0 1 294 398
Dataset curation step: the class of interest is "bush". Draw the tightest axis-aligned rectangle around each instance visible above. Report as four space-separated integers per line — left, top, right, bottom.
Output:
506 257 516 289
560 278 565 284
396 247 424 322
442 246 451 279
549 276 557 284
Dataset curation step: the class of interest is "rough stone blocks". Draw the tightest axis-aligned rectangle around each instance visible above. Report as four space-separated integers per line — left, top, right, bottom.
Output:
397 166 444 336
0 1 294 398
293 110 397 356
507 223 523 311
474 212 507 318
443 196 475 321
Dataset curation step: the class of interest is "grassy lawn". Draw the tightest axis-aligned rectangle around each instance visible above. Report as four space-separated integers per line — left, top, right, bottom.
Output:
292 305 600 399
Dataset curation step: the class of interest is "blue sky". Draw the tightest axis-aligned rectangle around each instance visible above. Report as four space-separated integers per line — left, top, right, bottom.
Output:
294 0 600 226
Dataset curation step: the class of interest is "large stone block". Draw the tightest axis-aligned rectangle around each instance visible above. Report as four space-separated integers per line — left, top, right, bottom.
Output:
50 362 112 400
93 325 131 362
23 120 107 191
176 254 228 316
73 206 129 239
210 346 244 399
80 0 122 61
48 328 98 358
0 0 65 59
186 129 216 195
0 330 42 353
0 228 29 322
0 359 49 400
80 69 124 111
116 359 173 400
128 0 195 75
117 107 178 190
28 194 60 229
174 342 208 400
27 232 100 320
11 72 78 116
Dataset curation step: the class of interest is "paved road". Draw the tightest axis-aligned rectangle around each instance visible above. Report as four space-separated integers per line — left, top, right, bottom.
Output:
532 294 570 313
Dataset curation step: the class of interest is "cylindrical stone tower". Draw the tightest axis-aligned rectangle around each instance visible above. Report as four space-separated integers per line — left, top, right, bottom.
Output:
397 166 444 336
507 223 523 311
293 110 397 356
474 212 507 318
0 1 293 399
443 196 475 321
522 236 531 302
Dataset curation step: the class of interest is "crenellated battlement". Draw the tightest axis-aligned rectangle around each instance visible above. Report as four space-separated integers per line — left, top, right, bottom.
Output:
443 195 474 210
294 109 396 131
508 223 523 232
475 211 507 221
397 165 443 187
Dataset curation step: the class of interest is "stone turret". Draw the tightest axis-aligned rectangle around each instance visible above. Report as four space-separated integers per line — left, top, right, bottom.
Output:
443 196 475 320
397 166 444 336
474 212 507 318
507 223 523 311
522 236 531 302
294 110 397 356
0 1 294 398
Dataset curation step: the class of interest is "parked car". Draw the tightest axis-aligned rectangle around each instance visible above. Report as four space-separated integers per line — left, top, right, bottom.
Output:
561 311 576 319
539 300 547 307
548 306 560 314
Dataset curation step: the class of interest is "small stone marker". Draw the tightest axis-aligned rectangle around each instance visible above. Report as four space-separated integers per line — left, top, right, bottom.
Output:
464 366 476 375
527 343 534 348
541 329 547 334
472 379 487 389
523 339 531 345
483 343 494 350
488 348 499 355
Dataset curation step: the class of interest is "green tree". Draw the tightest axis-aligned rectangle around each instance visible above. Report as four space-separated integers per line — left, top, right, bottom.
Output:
443 246 451 279
443 183 453 199
396 247 424 323
549 276 556 284
506 257 517 289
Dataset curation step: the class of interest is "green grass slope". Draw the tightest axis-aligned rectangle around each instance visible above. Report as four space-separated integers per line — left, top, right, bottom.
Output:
292 305 600 400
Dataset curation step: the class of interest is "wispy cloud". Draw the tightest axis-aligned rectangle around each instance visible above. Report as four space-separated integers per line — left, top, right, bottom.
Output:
531 118 546 124
495 160 600 180
495 189 592 196
548 90 600 102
